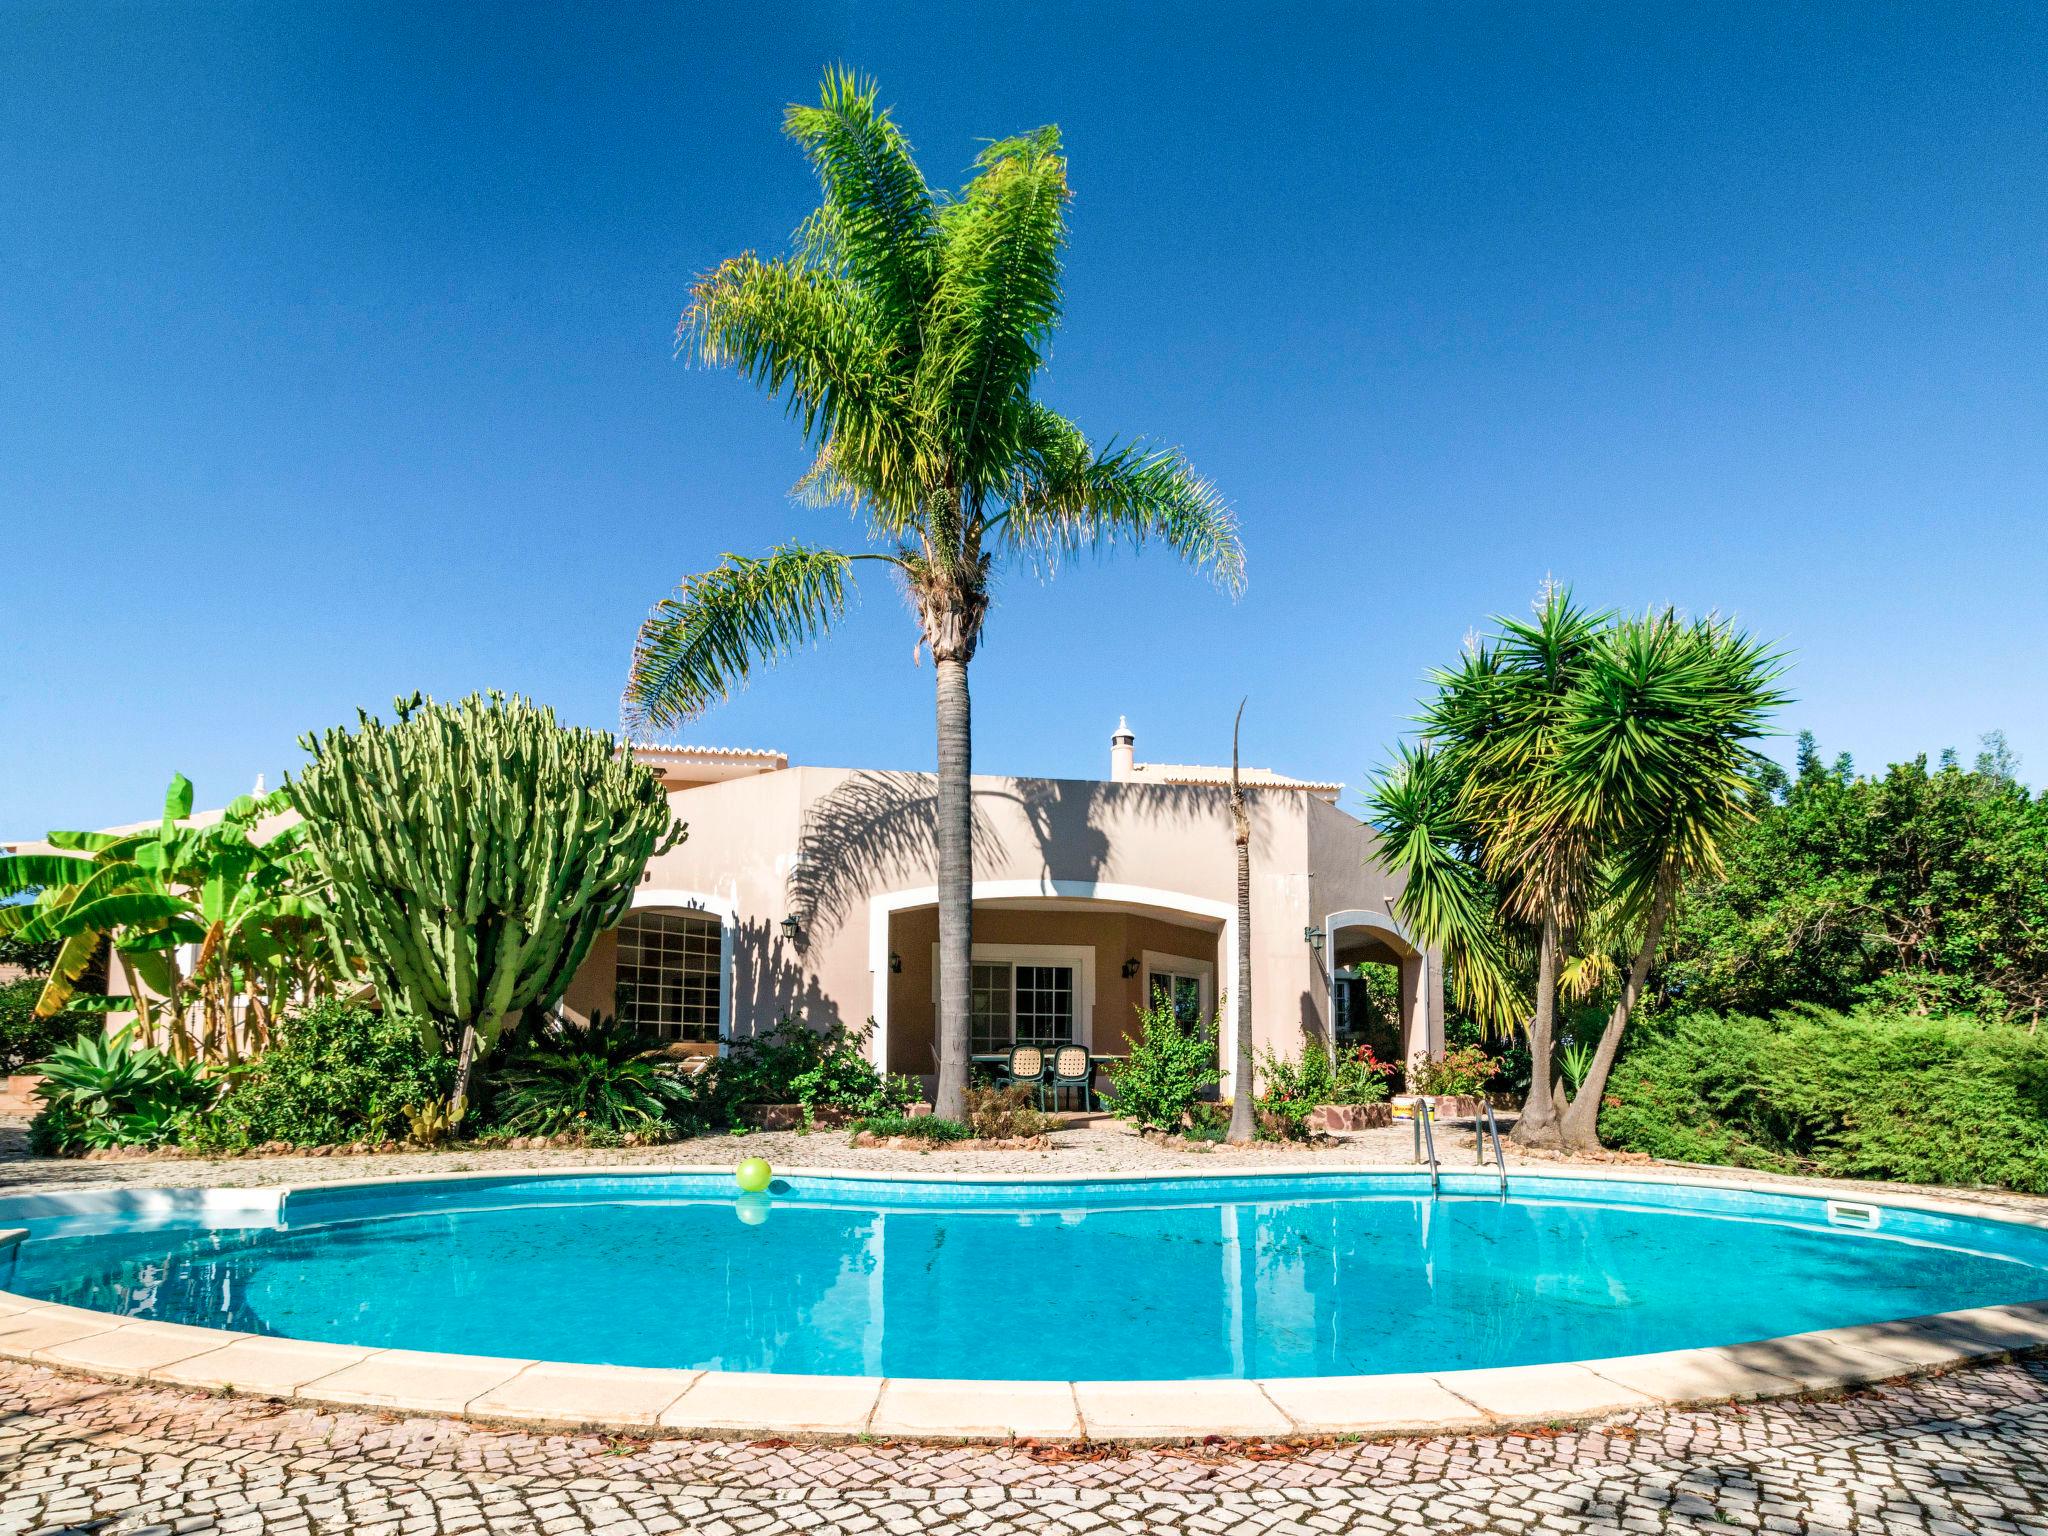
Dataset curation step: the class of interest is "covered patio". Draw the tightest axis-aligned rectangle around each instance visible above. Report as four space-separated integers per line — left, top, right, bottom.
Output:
870 883 1231 1092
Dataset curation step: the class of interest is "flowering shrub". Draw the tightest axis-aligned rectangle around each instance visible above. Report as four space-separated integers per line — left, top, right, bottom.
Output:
1407 1043 1501 1098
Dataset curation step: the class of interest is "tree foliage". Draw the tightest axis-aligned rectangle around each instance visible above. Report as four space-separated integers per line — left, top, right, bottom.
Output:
1659 731 2048 1022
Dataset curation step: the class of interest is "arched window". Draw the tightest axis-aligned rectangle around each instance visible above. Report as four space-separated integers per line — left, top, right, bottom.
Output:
615 910 722 1041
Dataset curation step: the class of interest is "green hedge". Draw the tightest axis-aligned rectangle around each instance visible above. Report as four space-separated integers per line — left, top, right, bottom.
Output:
1601 1007 2048 1192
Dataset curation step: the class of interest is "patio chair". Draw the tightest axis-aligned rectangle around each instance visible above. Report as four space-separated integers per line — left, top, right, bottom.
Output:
1005 1043 1049 1107
1048 1043 1095 1111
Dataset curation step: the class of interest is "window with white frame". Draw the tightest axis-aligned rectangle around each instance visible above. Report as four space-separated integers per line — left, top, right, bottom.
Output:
615 910 721 1041
963 956 1081 1051
1142 950 1214 1029
1149 970 1204 1025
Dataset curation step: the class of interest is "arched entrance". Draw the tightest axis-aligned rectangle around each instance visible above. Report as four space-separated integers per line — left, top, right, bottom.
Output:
1320 908 1438 1064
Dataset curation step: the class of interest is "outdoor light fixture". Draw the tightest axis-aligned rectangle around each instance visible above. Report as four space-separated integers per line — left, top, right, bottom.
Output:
889 951 903 974
780 914 801 945
1303 925 1325 954
1121 956 1140 978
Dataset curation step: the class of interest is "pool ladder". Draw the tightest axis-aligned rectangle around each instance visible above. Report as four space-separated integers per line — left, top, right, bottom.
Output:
1412 1099 1441 1193
1478 1102 1509 1195
1414 1100 1510 1197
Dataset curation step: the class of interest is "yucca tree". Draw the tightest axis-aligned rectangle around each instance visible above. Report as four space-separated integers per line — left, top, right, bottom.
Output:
625 72 1243 1119
1370 593 1784 1150
1543 610 1787 1148
1370 588 1609 1145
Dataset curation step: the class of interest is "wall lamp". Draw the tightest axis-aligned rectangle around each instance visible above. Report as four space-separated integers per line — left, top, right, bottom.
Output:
889 951 903 974
1303 925 1325 955
779 914 802 945
1121 956 1140 979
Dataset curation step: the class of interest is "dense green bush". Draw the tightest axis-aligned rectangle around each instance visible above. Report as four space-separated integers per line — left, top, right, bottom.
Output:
711 1017 914 1121
1601 1007 2048 1192
1 977 75 1076
484 1014 700 1138
1407 1043 1501 1098
184 1001 452 1152
29 1027 214 1153
1105 999 1219 1132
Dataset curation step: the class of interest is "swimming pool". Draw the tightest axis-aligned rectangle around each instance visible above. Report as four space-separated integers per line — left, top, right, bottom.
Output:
8 1169 2048 1381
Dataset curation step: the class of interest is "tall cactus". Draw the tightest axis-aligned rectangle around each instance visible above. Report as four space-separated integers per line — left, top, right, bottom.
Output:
287 692 684 1115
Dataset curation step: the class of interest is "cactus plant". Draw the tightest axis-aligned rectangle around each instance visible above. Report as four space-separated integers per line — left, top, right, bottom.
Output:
287 692 683 1117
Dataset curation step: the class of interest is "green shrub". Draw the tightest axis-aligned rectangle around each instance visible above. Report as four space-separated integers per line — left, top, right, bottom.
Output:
712 1017 914 1121
485 1014 698 1138
1601 1007 2048 1192
1 977 75 1076
965 1084 1057 1139
1253 1040 1397 1138
1408 1043 1501 1098
184 1001 452 1153
29 1026 214 1153
850 1113 972 1142
1105 1000 1220 1132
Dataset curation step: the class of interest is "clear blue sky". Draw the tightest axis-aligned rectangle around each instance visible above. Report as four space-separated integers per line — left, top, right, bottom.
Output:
5 2 2044 836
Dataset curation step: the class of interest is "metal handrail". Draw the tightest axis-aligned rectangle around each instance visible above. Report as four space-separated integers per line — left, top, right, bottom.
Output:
1418 1100 1441 1194
1482 1102 1508 1194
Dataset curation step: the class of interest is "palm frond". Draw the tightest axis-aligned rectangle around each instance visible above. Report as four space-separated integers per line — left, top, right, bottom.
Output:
683 255 912 488
783 68 937 341
997 407 1245 593
921 126 1068 499
625 545 863 732
1364 743 1528 1034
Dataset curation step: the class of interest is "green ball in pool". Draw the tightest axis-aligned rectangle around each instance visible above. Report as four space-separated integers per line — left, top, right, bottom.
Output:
735 1157 773 1193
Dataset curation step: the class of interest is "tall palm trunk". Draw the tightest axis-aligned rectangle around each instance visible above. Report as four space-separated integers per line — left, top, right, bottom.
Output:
931 652 974 1121
1510 915 1564 1147
1227 701 1255 1143
1558 880 1673 1151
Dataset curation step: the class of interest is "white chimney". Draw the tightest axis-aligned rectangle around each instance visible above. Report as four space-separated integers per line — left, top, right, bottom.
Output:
1110 716 1136 781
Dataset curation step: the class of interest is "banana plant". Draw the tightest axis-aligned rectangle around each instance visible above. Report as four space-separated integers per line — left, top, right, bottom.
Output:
0 774 340 1063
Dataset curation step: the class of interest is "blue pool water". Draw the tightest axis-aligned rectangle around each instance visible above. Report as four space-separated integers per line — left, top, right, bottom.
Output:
9 1172 2048 1379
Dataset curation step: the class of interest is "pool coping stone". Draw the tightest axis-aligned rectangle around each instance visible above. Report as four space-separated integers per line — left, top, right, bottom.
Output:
5 1162 2048 1443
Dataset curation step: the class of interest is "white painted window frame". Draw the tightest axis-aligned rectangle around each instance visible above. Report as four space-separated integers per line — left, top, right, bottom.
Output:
1140 949 1215 1024
628 888 737 1055
929 941 1097 1051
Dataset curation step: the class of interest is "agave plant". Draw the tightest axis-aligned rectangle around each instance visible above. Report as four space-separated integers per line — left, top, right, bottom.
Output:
31 1025 214 1151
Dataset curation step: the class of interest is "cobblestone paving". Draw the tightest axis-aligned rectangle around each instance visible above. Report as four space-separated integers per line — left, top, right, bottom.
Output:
6 1356 2048 1536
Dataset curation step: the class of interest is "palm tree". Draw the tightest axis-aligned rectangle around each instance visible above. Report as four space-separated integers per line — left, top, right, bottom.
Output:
1370 588 1607 1146
1369 594 1783 1151
1544 611 1786 1148
1227 699 1255 1143
624 72 1243 1119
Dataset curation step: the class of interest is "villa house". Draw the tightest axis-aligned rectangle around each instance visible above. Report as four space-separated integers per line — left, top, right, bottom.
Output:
565 719 1444 1096
12 719 1445 1095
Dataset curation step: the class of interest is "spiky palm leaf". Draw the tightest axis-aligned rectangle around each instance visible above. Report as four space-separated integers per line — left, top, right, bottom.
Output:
1364 743 1527 1033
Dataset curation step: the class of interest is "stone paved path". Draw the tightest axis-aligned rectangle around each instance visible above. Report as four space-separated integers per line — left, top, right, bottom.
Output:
6 1356 2048 1535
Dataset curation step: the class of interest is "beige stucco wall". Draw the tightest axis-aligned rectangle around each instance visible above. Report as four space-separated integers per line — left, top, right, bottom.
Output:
585 765 1440 1087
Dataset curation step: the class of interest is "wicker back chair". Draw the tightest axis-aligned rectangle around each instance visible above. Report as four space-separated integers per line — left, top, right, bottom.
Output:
1049 1043 1095 1111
